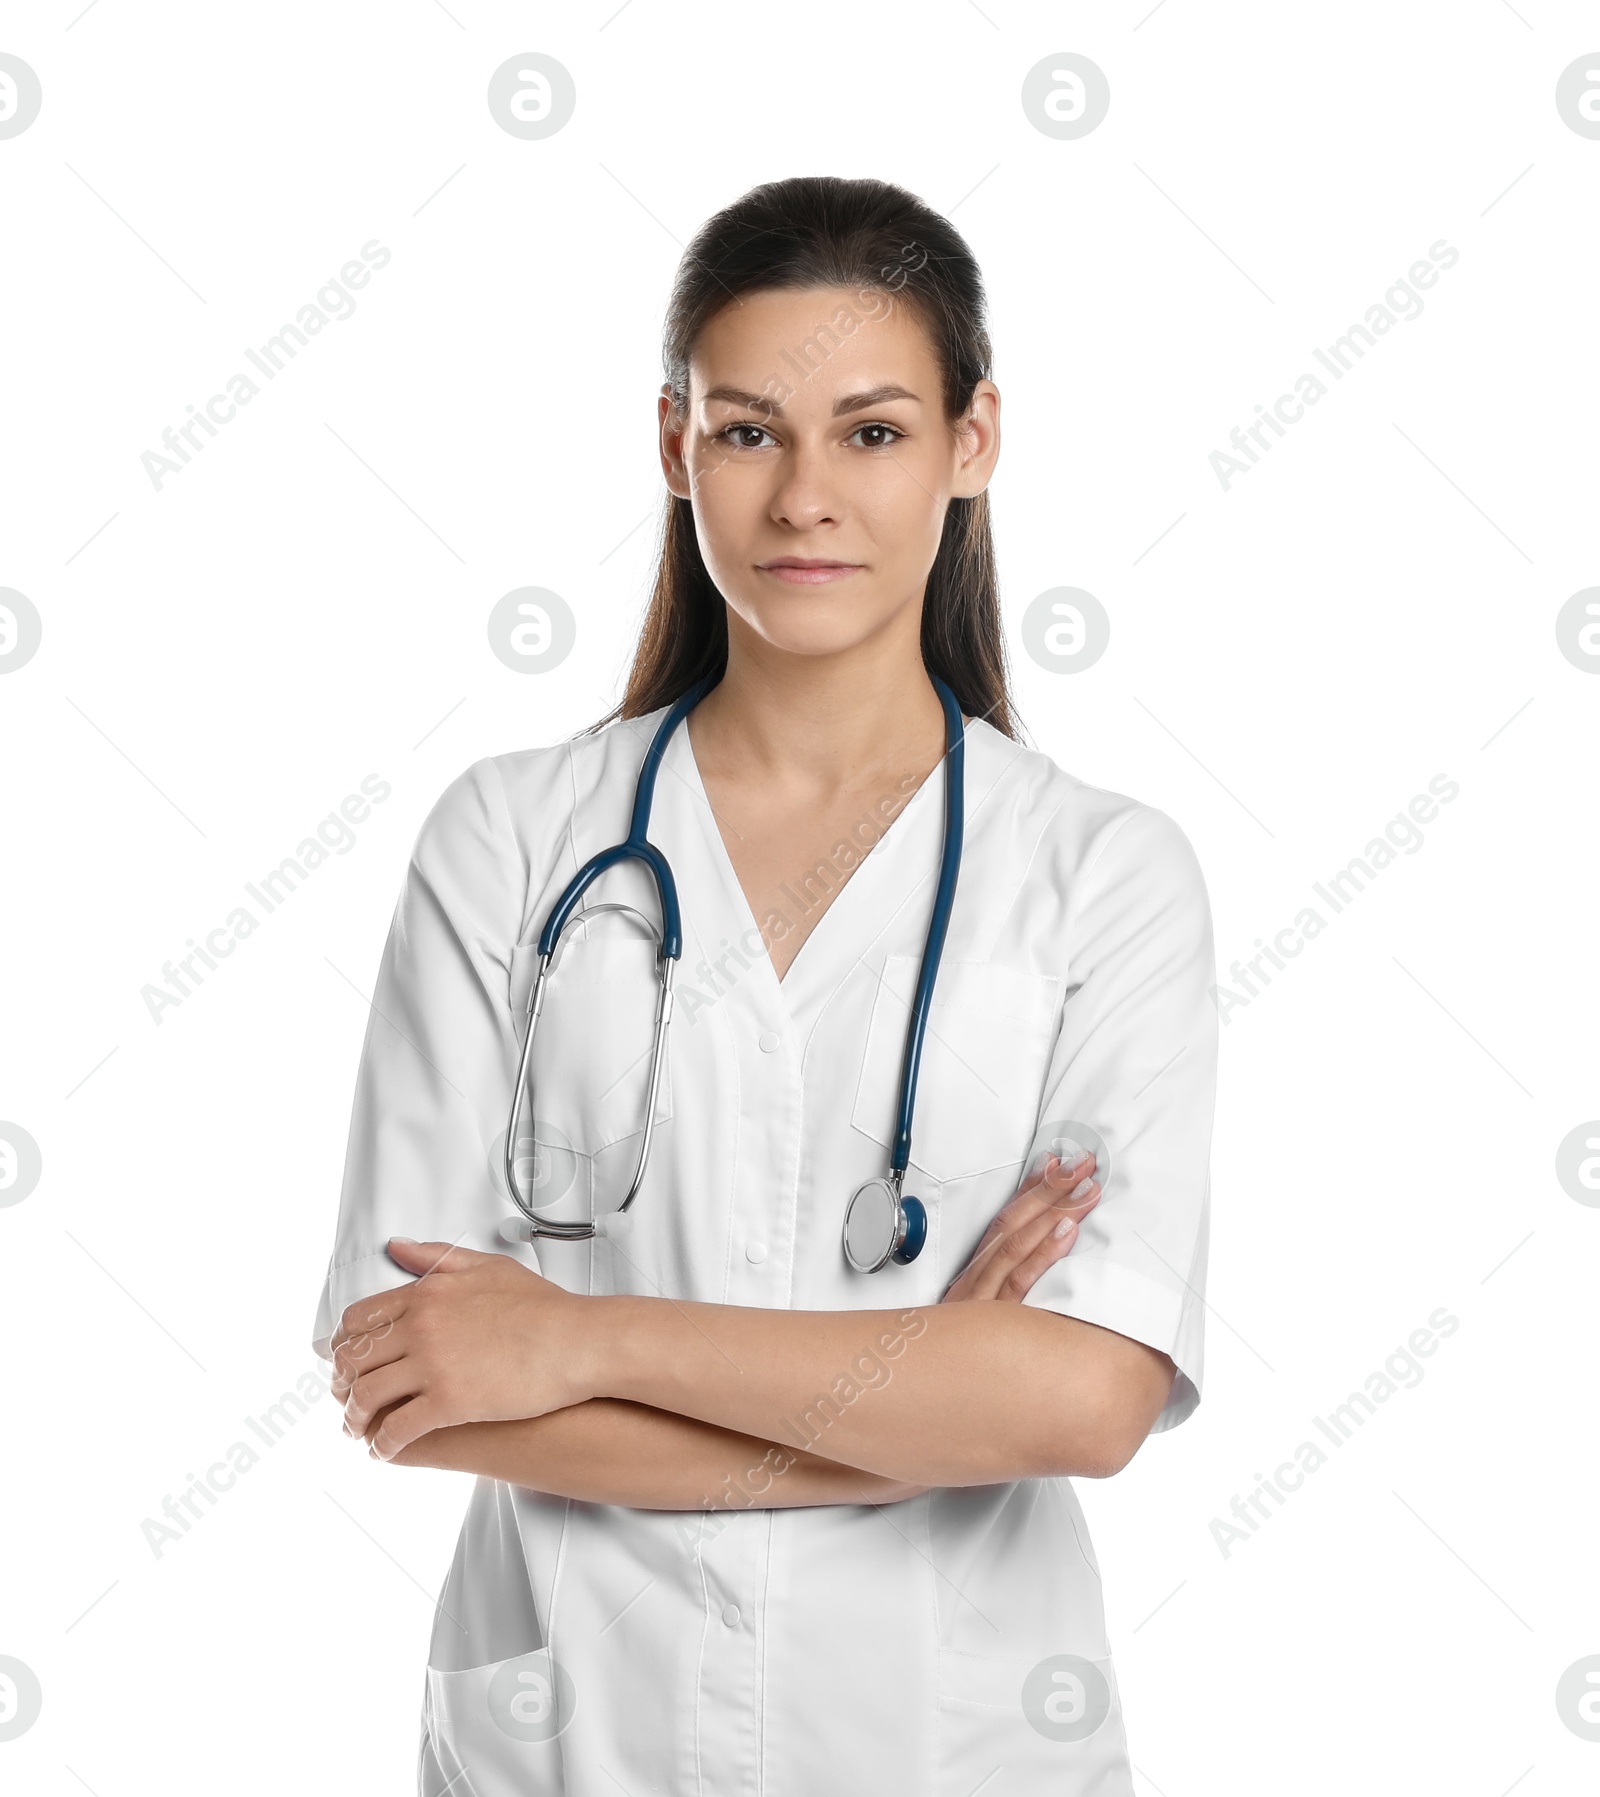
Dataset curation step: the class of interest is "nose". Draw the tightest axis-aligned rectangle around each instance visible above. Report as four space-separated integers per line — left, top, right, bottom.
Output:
767 437 844 531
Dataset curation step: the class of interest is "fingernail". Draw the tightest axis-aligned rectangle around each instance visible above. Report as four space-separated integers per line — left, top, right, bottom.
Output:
390 1235 417 1245
1068 1177 1096 1201
1054 1216 1077 1239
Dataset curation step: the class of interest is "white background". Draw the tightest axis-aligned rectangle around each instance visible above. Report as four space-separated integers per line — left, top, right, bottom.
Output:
2 2 1597 1791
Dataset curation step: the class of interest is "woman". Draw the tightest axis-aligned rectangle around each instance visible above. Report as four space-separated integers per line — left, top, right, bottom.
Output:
317 174 1218 1795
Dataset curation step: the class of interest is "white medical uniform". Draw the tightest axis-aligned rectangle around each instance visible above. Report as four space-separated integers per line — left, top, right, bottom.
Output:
312 701 1218 1796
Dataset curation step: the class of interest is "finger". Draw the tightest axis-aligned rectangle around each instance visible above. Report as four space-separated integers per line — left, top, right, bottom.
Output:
959 1169 1060 1271
330 1290 407 1359
1036 1150 1095 1201
343 1361 423 1439
1013 1155 1058 1199
951 1179 1102 1302
993 1193 1101 1301
365 1401 429 1462
955 1208 1063 1301
370 1394 448 1462
975 1152 1097 1251
946 1205 1049 1302
384 1237 477 1278
940 1156 1098 1303
331 1321 408 1400
975 1156 1065 1241
964 1161 1098 1283
360 1397 405 1447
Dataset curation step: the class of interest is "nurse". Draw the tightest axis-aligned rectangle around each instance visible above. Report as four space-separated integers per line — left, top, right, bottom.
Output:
318 173 1218 1795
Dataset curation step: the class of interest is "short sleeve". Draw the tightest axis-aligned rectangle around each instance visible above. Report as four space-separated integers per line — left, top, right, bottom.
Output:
310 756 534 1362
1019 803 1218 1433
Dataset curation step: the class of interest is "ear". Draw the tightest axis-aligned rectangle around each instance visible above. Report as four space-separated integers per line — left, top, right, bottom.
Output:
950 380 1001 500
659 387 693 501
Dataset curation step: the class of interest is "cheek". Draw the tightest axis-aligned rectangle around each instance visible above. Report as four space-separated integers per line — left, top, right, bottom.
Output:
691 468 747 551
858 441 949 530
851 473 946 587
689 464 768 587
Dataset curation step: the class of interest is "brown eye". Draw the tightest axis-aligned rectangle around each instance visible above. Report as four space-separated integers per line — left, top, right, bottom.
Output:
719 423 776 450
850 423 906 450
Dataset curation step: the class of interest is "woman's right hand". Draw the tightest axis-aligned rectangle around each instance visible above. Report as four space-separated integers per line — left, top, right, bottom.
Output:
940 1152 1101 1303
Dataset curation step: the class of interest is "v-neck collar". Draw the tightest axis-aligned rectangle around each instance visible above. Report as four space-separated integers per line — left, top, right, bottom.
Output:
607 704 1026 1027
663 713 954 1007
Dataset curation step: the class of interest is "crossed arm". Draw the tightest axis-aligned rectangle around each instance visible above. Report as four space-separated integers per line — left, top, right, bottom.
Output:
330 1153 1177 1508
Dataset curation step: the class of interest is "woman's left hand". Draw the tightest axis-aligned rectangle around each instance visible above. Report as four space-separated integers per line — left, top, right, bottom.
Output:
329 1238 593 1461
940 1152 1101 1303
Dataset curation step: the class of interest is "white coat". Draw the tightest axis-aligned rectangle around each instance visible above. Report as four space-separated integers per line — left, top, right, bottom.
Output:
312 700 1219 1795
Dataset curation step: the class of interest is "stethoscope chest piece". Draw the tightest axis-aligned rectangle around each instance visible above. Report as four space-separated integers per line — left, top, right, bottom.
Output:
842 1176 928 1275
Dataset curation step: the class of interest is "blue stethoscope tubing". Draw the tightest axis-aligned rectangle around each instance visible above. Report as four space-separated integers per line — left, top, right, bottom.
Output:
843 670 965 1272
500 671 966 1274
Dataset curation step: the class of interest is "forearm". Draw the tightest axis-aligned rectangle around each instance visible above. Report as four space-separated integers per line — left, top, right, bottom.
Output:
388 1396 929 1510
591 1297 1118 1486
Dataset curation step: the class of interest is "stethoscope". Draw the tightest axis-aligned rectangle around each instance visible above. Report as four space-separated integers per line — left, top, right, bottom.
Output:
499 671 965 1275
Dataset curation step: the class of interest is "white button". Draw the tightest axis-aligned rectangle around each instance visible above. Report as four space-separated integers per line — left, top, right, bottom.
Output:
745 1242 768 1263
757 1031 780 1053
721 1603 741 1627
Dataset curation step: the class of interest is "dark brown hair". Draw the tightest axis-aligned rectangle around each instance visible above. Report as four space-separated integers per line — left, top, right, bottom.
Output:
597 174 1016 738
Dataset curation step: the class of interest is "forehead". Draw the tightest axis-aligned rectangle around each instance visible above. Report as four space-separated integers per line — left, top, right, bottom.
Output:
687 285 940 412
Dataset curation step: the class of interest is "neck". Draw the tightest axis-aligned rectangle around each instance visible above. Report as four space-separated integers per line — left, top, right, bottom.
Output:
688 628 947 791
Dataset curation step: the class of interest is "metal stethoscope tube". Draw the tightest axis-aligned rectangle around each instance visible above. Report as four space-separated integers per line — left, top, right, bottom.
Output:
501 904 675 1242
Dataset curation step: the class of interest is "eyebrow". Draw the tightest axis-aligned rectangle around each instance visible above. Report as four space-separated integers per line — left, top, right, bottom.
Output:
702 383 923 418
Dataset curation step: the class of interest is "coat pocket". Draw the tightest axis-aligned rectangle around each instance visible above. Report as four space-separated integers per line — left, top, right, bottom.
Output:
422 1479 574 1794
850 956 1061 1182
935 1648 1132 1796
425 1648 577 1796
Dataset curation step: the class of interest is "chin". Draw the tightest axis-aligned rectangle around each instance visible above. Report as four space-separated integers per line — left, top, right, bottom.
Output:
740 614 890 662
725 584 898 660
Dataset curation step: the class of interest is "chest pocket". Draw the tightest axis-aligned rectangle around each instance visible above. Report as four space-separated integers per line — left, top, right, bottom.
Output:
509 931 674 1158
850 956 1062 1183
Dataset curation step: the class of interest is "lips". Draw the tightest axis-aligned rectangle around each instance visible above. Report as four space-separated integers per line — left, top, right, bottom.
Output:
759 559 863 585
